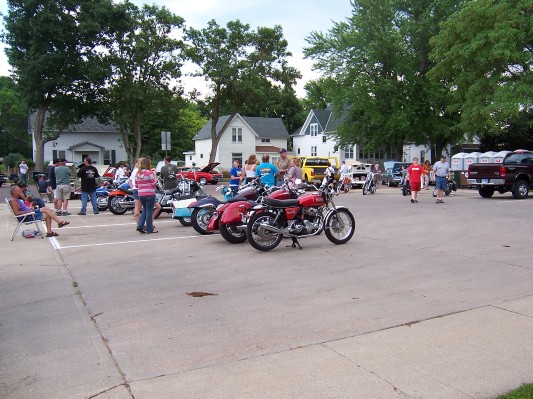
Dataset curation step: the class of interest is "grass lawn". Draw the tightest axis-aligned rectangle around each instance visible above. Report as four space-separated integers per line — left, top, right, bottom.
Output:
496 383 533 399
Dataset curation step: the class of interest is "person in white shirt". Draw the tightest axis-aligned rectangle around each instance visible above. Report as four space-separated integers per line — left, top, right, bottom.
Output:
114 164 126 183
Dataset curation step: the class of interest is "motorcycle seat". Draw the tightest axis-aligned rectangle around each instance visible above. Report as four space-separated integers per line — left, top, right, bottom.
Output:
263 197 299 208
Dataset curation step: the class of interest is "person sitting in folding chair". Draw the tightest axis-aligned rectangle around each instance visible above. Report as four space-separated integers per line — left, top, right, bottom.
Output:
9 185 70 238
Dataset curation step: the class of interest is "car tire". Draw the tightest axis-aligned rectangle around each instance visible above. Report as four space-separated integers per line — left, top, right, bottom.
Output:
199 177 208 185
512 180 529 199
478 186 495 198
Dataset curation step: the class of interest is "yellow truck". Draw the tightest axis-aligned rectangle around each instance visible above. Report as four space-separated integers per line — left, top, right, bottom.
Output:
299 156 340 184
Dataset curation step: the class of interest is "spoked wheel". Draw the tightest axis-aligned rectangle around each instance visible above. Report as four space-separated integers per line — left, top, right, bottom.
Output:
109 195 128 215
97 195 109 211
178 217 192 226
219 223 247 244
247 211 283 251
362 182 369 195
325 208 355 244
191 207 214 235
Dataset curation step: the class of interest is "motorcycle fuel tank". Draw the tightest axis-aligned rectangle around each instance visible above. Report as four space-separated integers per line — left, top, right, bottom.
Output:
298 193 324 207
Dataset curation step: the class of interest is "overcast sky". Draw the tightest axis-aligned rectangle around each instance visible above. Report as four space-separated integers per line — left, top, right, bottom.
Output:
0 0 353 97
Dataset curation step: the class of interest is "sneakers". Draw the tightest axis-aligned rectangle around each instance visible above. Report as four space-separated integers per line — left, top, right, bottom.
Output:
62 211 71 216
77 211 86 215
93 211 99 214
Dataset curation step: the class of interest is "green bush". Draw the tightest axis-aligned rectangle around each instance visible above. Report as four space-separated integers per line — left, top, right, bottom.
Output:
3 152 25 168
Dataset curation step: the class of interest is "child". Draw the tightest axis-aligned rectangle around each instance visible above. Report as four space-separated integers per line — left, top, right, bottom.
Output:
37 175 53 202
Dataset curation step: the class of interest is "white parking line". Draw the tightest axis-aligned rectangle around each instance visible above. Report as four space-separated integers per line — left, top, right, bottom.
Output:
56 234 214 250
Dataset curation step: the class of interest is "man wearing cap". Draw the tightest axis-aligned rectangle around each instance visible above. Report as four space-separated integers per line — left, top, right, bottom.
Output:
54 158 72 215
276 148 290 186
77 157 100 215
433 155 451 203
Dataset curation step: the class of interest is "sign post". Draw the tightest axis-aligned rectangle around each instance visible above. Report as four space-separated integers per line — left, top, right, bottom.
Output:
161 131 171 156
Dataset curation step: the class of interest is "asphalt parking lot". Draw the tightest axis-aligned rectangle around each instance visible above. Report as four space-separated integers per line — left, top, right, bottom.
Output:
1 184 533 398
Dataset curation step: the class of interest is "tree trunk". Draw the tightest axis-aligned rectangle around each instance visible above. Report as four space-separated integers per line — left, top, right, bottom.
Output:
208 111 237 164
32 100 62 171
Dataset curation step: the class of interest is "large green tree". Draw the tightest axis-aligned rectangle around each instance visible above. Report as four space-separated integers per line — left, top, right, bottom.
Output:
185 20 301 163
105 3 185 164
2 0 122 170
0 76 30 156
429 0 533 141
304 0 464 161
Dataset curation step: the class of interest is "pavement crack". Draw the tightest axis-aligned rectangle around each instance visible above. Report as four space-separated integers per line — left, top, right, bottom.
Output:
323 344 411 398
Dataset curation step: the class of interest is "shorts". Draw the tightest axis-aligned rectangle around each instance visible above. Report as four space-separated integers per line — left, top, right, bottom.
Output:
133 189 139 200
435 176 447 190
18 209 43 222
55 184 71 200
410 181 421 192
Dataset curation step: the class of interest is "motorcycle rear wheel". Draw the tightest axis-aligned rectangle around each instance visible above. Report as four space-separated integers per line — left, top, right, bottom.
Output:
109 195 128 215
247 211 283 251
362 182 368 195
220 223 247 244
191 207 214 235
325 208 355 245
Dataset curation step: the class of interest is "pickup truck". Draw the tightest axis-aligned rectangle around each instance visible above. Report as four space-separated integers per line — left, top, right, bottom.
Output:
299 156 339 184
466 150 533 199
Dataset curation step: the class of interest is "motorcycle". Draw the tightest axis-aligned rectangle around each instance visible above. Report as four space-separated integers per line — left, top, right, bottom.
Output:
246 181 355 251
108 182 135 215
189 183 259 235
362 171 377 195
211 180 300 244
402 181 411 196
153 176 206 225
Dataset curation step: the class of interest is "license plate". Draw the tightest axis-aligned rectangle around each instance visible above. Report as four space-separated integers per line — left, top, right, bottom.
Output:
482 179 489 184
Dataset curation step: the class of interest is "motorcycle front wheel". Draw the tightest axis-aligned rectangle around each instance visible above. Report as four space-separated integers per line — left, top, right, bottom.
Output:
220 223 247 244
97 195 109 211
109 195 128 215
178 217 192 226
325 208 355 245
191 207 214 235
362 181 369 195
247 211 283 251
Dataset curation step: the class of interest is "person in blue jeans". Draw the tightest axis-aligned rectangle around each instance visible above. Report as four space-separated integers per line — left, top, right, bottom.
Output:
77 157 101 215
136 157 157 234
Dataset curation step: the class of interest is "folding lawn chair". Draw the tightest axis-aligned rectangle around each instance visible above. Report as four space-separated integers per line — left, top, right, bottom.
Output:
5 198 45 241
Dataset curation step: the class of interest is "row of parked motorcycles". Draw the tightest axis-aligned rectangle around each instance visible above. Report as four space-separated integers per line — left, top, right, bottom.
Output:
186 178 356 252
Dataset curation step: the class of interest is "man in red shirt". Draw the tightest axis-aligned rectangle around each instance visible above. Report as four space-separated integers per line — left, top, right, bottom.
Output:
406 157 424 203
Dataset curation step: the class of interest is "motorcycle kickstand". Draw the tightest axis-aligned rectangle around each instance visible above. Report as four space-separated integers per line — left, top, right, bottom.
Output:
287 236 302 250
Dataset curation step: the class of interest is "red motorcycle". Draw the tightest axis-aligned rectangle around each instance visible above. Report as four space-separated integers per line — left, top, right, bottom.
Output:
209 182 300 244
246 182 355 251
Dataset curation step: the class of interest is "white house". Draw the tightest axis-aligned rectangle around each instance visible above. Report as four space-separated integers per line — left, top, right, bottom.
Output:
185 114 290 170
30 116 128 166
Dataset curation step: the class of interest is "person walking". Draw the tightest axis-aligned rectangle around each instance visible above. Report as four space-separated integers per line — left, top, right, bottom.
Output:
229 160 242 195
136 157 157 234
423 160 432 190
242 154 258 184
276 148 290 185
47 159 59 213
19 160 28 185
54 158 72 215
433 154 451 203
256 154 278 187
77 157 101 215
405 157 424 203
160 156 178 190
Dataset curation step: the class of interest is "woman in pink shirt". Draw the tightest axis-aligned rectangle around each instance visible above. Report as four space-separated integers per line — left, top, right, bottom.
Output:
136 158 157 234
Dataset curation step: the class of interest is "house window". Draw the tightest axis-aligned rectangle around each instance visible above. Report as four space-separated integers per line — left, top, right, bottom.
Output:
232 127 242 143
322 136 327 143
103 150 111 164
311 146 317 156
232 153 243 167
261 138 270 143
297 147 301 155
200 154 203 159
344 145 354 159
310 123 318 137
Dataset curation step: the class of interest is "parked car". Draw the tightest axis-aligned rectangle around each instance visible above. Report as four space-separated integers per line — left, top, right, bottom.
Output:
0 172 7 188
177 163 223 185
381 162 412 186
347 163 373 188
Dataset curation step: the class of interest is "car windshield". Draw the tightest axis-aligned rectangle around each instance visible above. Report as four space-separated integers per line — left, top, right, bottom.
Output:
504 153 533 164
392 163 410 173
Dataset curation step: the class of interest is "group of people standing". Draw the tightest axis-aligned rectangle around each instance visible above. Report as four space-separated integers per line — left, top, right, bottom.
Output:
404 155 451 203
229 149 304 194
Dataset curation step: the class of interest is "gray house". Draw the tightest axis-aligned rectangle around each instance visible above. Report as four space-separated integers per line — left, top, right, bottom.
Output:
185 114 290 170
